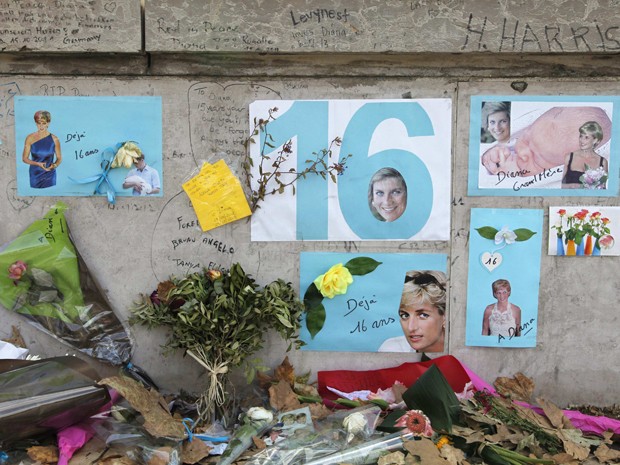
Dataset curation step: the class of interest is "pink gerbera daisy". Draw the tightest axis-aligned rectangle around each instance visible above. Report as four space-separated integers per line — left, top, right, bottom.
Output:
395 409 433 436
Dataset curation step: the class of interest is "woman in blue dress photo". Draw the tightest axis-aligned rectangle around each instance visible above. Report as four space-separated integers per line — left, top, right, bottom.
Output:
22 110 62 189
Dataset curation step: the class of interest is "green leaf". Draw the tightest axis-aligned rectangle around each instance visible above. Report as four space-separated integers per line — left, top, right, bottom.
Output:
306 303 326 339
303 283 323 310
31 268 55 287
369 398 390 410
513 228 537 242
334 398 362 408
375 409 407 433
401 364 461 433
475 226 499 240
344 257 382 276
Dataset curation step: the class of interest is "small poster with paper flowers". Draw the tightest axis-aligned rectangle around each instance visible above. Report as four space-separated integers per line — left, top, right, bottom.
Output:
15 96 162 203
548 206 619 256
465 208 543 348
300 252 448 352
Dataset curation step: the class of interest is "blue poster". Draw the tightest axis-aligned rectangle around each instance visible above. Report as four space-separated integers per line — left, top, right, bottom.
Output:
300 252 447 352
15 96 162 200
468 96 618 196
465 208 543 348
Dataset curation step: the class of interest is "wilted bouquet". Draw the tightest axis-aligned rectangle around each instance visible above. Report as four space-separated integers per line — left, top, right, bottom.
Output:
0 203 132 366
8 260 64 311
579 164 608 189
130 264 304 424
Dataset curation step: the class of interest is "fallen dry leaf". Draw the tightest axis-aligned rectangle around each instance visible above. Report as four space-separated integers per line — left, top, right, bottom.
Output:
258 357 297 389
145 447 175 465
99 376 185 440
403 436 450 464
450 425 487 444
274 356 296 386
307 401 333 420
439 443 467 465
594 442 620 463
294 381 320 398
493 372 535 402
516 433 547 458
27 445 58 464
511 402 557 430
181 438 212 464
378 450 406 465
252 435 267 450
268 379 302 412
558 429 590 461
537 397 575 429
485 422 524 445
256 370 273 390
550 452 581 465
98 455 138 465
3 325 26 348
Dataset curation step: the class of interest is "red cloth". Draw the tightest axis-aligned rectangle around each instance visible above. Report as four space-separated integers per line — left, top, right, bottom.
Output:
317 355 471 401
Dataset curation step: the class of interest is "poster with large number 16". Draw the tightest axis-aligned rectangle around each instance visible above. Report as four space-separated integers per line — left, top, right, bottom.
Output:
249 99 452 241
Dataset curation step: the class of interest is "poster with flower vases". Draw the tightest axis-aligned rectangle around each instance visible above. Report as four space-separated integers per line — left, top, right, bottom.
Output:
15 96 163 203
465 208 543 348
299 252 448 353
548 206 619 256
468 96 618 196
249 99 452 241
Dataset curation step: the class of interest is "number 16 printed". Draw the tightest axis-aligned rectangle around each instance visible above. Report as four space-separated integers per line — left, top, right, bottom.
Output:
249 99 452 242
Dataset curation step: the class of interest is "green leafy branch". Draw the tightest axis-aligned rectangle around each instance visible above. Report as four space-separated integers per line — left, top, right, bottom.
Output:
242 107 352 212
129 263 304 424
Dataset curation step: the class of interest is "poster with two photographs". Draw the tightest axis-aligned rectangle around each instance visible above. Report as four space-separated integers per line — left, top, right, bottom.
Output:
469 96 618 196
15 96 163 200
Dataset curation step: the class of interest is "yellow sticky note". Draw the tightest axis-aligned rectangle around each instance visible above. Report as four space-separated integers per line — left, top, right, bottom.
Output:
182 160 251 232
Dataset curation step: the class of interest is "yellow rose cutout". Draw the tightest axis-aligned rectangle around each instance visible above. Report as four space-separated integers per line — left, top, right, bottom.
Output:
313 263 353 299
304 257 382 339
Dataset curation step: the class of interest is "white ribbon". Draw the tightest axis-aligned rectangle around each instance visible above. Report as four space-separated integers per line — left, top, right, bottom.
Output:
186 348 229 420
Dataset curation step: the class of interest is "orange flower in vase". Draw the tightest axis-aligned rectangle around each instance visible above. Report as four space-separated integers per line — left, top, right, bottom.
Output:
564 210 588 256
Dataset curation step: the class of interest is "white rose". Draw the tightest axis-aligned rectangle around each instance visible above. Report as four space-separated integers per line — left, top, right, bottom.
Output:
246 407 274 423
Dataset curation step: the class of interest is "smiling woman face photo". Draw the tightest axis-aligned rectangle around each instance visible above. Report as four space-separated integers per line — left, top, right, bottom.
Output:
487 110 511 144
398 271 446 353
368 168 407 222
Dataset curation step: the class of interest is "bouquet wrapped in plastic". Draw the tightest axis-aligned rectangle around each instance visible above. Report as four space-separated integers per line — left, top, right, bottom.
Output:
0 202 132 366
0 356 111 448
89 413 183 465
247 405 384 465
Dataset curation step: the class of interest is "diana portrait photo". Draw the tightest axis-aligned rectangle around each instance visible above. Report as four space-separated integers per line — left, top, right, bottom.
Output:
378 269 447 354
22 110 62 189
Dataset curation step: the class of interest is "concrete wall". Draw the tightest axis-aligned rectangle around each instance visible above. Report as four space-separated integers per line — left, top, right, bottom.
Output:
0 0 618 407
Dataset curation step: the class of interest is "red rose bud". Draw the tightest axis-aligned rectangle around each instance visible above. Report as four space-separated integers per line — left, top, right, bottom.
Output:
8 260 27 281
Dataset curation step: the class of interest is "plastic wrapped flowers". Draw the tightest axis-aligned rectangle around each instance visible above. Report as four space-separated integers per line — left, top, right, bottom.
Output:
0 203 132 366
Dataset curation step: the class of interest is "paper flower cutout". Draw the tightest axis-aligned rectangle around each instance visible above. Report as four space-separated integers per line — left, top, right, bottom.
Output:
476 226 536 243
303 257 381 339
313 263 353 299
494 226 517 245
111 141 143 168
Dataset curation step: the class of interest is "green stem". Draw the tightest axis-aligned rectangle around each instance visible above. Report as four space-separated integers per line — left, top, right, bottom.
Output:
492 445 555 464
